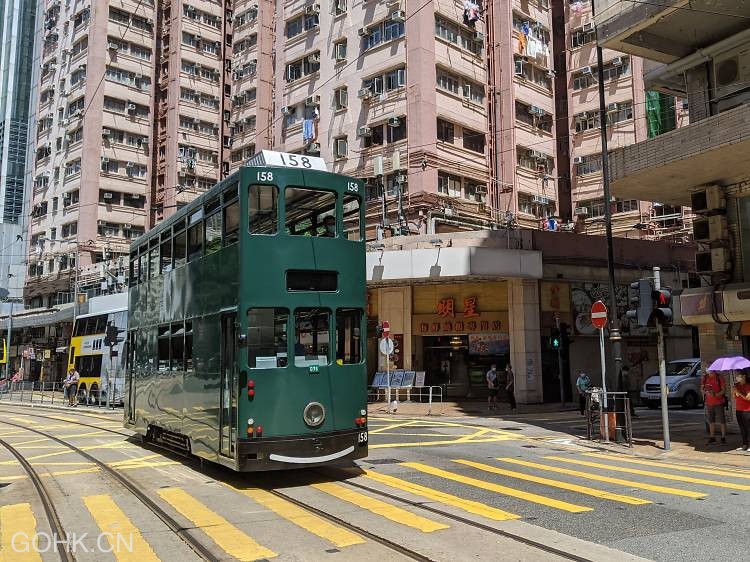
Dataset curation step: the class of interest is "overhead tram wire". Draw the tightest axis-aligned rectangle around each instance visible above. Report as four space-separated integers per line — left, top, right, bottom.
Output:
620 0 750 20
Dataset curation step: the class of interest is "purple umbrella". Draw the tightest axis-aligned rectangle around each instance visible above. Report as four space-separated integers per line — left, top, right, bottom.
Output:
707 356 750 372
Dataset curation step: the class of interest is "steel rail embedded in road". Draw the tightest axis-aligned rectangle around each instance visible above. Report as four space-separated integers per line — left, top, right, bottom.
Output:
0 418 220 562
0 438 74 562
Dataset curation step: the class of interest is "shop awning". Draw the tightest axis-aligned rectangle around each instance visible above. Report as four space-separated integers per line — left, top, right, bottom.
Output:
0 304 74 330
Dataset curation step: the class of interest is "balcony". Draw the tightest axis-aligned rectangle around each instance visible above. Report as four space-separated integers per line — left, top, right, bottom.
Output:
608 103 750 205
593 0 750 63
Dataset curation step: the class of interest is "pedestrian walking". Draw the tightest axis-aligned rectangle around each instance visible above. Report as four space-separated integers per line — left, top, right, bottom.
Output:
732 369 750 451
63 368 80 407
486 364 498 410
505 364 516 411
702 369 727 444
576 370 591 416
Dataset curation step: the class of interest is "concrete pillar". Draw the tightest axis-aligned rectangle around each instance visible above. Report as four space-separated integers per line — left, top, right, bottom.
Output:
377 286 412 370
508 278 542 403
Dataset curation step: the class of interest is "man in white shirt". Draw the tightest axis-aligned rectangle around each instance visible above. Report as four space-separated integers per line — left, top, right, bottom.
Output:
64 368 80 407
486 364 498 410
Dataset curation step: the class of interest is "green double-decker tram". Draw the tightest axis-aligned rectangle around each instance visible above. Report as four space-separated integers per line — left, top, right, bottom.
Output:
125 151 368 471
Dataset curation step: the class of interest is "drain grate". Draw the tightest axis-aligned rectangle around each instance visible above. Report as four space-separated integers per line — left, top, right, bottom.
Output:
366 458 403 465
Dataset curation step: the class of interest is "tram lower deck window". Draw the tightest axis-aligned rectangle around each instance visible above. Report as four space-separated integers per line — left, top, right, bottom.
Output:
286 270 337 291
247 308 288 368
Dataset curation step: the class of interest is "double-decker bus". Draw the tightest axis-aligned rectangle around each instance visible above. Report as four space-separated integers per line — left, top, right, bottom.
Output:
68 293 128 404
125 151 368 471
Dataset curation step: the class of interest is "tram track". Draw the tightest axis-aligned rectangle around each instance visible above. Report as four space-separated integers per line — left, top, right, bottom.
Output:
0 438 75 562
0 418 220 562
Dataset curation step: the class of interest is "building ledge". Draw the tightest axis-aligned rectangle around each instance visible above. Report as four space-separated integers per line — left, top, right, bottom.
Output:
608 104 750 205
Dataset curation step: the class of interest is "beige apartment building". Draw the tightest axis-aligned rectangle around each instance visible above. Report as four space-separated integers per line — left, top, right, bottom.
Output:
25 0 691 306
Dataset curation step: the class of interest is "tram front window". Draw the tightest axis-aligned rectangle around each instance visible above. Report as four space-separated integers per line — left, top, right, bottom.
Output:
249 185 278 234
247 308 288 368
295 308 330 367
285 187 337 237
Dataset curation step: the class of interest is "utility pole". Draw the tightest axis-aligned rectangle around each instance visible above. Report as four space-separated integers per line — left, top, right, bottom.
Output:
594 11 622 393
653 266 671 450
4 267 12 382
554 314 565 406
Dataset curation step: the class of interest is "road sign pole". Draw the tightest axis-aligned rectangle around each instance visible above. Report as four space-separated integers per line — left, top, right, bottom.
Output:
555 314 565 406
599 327 609 442
654 267 671 451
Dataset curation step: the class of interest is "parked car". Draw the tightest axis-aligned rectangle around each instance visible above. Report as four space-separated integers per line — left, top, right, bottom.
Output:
640 358 703 409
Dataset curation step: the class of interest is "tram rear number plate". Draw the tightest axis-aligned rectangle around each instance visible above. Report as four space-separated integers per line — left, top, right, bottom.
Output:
357 431 368 445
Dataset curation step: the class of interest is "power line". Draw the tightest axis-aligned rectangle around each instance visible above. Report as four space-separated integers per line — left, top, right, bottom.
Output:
620 0 750 20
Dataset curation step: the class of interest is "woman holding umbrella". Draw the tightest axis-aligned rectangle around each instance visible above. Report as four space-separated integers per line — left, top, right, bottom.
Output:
705 356 750 447
732 368 750 451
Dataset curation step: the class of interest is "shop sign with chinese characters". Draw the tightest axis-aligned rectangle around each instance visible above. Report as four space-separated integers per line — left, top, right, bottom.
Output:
412 296 508 335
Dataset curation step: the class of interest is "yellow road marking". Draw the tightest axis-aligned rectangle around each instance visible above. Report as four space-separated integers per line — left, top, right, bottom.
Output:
8 417 37 425
118 461 180 470
158 487 277 560
233 486 364 547
82 495 159 562
5 438 49 446
402 462 591 513
583 453 750 480
454 460 651 506
45 467 101 477
368 421 418 434
0 503 43 561
15 445 66 450
58 431 112 438
545 456 750 491
455 428 491 443
109 454 163 467
497 458 706 498
312 482 449 532
370 436 517 449
362 469 520 521
30 462 94 467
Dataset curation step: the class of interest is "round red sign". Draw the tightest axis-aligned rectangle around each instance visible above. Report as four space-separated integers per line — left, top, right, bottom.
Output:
591 300 608 330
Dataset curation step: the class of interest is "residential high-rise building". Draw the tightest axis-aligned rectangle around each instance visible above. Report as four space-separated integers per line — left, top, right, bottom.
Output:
1 0 38 298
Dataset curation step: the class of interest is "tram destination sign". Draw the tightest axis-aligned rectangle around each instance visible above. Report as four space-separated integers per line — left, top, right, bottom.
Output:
245 150 327 171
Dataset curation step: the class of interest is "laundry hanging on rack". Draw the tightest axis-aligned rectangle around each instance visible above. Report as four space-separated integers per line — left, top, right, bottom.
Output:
517 33 527 55
302 119 315 142
463 0 481 28
521 21 531 37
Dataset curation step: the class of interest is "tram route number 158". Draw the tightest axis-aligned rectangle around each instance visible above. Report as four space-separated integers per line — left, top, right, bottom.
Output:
357 431 368 445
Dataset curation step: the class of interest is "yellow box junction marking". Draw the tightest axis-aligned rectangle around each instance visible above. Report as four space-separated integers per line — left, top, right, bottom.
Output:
362 469 520 521
311 481 449 532
583 453 750 480
82 495 160 562
402 462 591 513
453 459 651 506
231 486 364 548
0 503 43 562
158 487 277 560
545 456 750 491
497 458 706 498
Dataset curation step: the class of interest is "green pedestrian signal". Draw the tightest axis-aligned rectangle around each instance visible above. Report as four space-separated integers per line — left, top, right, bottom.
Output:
550 327 561 349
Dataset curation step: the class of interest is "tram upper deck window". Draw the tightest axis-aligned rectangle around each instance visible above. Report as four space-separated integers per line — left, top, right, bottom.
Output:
149 247 159 279
343 195 362 241
174 228 187 268
247 308 288 368
249 185 278 234
205 209 222 255
188 210 204 261
284 187 336 237
224 200 240 245
295 308 330 367
336 308 362 364
160 235 172 273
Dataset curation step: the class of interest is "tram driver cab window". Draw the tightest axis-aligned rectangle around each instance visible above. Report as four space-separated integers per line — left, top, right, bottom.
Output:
247 308 288 368
295 308 330 367
284 187 337 237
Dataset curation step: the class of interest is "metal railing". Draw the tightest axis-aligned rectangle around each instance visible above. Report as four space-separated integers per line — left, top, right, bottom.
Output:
586 388 632 447
368 385 444 416
0 380 122 409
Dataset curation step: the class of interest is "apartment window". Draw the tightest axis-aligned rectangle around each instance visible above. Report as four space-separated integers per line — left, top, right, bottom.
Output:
67 97 85 117
386 117 407 143
100 190 122 204
573 58 631 90
437 119 454 143
130 44 151 60
517 146 553 174
463 128 484 153
438 172 462 197
72 37 88 56
514 57 552 90
614 199 638 213
435 16 458 43
334 136 348 159
575 154 602 176
609 101 633 125
512 13 550 45
436 70 459 94
65 159 82 177
363 125 384 147
516 101 552 132
286 17 303 38
463 81 484 104
333 87 348 110
71 67 86 86
101 159 119 174
202 40 219 55
571 27 596 49
123 194 145 209
465 181 486 203
304 13 319 30
98 222 120 237
518 193 556 218
575 110 600 132
385 67 406 90
363 11 405 50
334 40 347 61
578 198 605 218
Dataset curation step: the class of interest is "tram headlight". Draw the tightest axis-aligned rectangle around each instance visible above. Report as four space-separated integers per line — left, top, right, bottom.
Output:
303 402 326 427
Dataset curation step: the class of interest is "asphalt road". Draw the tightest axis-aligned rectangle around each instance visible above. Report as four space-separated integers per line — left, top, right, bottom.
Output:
0 403 747 562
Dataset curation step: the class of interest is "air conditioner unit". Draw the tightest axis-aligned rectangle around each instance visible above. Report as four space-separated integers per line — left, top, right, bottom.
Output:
358 126 372 137
97 220 105 226
475 185 487 194
574 207 589 216
396 173 407 184
101 157 110 164
186 5 195 11
531 195 550 205
103 192 113 199
307 142 320 152
140 137 149 146
107 42 119 50
473 31 484 41
358 27 370 37
611 56 623 66
573 156 584 164
280 105 292 115
387 117 401 127
607 102 618 112
124 223 132 229
307 53 321 64
695 248 731 274
713 45 750 100
195 32 202 41
63 192 71 200
357 88 372 99
102 128 111 137
530 150 545 159
305 94 320 106
528 105 545 115
581 66 593 75
127 103 136 111
582 22 594 32
391 10 405 22
304 3 320 14
690 185 725 213
693 215 728 242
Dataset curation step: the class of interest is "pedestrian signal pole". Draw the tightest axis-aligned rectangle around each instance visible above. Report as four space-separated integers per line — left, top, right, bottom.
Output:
653 267 671 451
554 313 565 406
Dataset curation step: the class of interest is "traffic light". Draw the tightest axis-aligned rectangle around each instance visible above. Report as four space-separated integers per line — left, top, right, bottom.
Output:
626 279 654 327
550 327 561 349
652 288 673 324
559 322 573 347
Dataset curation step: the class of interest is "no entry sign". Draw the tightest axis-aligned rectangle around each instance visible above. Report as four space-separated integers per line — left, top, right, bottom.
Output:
591 300 608 330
